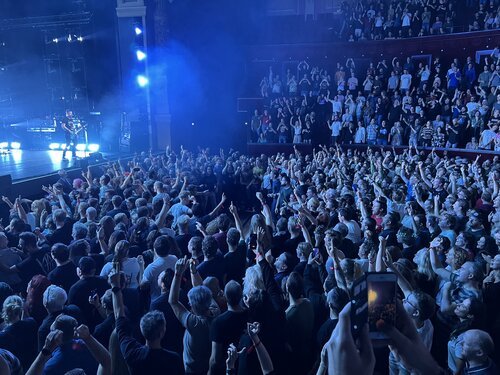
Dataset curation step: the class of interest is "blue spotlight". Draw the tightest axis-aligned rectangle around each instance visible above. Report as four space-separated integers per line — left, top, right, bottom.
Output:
137 75 149 87
10 142 21 149
136 50 146 61
134 27 142 36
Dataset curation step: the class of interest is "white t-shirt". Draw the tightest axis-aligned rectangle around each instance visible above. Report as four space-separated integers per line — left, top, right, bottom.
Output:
344 220 362 244
331 121 342 136
400 74 412 90
141 255 178 299
100 258 141 288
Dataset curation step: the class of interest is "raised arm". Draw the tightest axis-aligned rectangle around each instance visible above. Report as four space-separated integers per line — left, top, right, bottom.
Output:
229 201 245 238
169 257 190 325
256 192 274 230
155 196 171 229
247 322 274 374
75 325 112 375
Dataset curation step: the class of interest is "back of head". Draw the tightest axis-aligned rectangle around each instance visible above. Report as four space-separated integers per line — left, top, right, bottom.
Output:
53 314 78 343
53 209 67 225
187 285 213 316
217 214 231 232
112 195 123 208
224 280 242 307
78 256 96 276
153 235 171 257
202 236 218 259
286 271 304 300
140 310 166 342
226 228 241 247
43 285 67 313
327 287 350 315
51 243 70 263
69 239 90 263
2 295 23 325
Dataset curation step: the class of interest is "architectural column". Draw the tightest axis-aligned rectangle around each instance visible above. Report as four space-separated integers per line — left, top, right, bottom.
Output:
116 0 152 151
150 0 171 150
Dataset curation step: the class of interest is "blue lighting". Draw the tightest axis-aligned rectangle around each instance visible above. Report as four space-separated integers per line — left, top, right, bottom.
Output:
137 75 149 87
136 50 146 61
134 27 142 36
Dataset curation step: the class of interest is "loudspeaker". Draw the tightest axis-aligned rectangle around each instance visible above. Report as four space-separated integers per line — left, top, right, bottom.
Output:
130 121 149 152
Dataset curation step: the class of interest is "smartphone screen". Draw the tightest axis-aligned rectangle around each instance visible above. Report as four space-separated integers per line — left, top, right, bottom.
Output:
367 273 397 341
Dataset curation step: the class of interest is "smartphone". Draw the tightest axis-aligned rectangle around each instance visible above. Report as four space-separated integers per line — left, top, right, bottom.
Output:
313 248 319 257
351 272 397 344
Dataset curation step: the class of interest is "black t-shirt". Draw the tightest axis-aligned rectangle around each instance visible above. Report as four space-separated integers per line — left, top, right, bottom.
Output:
93 314 115 349
150 293 185 355
210 310 248 347
48 262 79 293
197 255 226 286
224 241 247 284
46 220 74 246
316 318 339 352
16 249 50 284
116 316 183 375
0 318 38 370
68 276 109 330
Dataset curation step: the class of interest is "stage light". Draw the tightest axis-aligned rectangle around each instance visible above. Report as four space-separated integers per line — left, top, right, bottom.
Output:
88 144 100 152
134 27 142 36
49 143 60 150
137 75 149 87
61 144 67 150
0 142 8 149
76 144 86 151
67 34 73 43
136 50 146 61
10 142 21 149
52 38 59 43
191 122 195 126
77 36 84 42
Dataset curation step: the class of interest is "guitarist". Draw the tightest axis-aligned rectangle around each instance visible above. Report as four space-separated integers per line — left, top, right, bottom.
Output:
61 109 78 160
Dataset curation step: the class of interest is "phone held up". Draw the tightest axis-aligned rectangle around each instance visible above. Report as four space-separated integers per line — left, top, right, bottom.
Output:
351 272 397 346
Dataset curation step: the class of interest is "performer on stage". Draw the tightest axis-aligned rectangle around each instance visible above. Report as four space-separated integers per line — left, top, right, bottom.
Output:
61 109 78 160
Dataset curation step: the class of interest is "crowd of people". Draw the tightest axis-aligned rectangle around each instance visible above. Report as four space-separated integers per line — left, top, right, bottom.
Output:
0 144 498 374
253 49 500 150
335 0 499 41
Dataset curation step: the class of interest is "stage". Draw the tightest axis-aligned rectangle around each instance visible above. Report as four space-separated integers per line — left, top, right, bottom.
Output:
0 150 117 182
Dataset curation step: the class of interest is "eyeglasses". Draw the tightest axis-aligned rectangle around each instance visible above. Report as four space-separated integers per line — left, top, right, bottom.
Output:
402 293 418 310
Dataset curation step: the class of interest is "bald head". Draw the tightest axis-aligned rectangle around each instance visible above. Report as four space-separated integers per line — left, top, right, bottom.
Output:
462 329 494 361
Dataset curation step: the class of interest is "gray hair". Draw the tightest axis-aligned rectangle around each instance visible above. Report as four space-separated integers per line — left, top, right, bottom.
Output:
43 285 67 313
187 286 213 316
72 222 88 239
243 264 265 296
140 310 165 341
86 207 97 220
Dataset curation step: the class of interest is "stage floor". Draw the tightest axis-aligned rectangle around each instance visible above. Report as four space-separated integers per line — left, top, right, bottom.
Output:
0 150 114 181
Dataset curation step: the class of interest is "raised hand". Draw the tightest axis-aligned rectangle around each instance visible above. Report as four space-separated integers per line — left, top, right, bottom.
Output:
247 322 261 341
226 343 246 370
175 256 189 275
75 324 91 341
43 329 63 353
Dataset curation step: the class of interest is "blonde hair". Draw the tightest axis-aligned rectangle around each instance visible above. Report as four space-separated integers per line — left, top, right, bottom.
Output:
2 295 23 325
